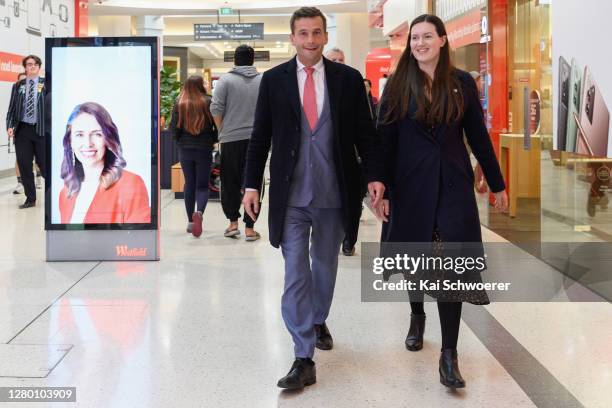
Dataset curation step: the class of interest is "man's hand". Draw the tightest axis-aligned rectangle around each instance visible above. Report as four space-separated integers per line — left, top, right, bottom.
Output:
493 190 508 212
242 190 260 221
7 128 14 138
375 199 390 222
368 181 385 209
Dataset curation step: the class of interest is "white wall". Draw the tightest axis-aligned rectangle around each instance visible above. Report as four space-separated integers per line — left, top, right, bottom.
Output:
552 0 612 156
0 1 74 172
334 13 369 75
383 0 429 36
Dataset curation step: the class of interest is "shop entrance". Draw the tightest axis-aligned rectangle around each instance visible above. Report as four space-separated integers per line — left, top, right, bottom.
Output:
476 0 551 243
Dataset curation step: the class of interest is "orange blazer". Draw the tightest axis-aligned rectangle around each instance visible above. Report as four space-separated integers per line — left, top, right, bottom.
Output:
59 170 151 224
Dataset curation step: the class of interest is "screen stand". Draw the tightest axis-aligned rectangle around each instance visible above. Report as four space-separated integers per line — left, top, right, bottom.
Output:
46 230 159 261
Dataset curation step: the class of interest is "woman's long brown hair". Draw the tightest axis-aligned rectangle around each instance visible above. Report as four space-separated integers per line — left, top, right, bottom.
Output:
177 75 211 135
382 14 464 125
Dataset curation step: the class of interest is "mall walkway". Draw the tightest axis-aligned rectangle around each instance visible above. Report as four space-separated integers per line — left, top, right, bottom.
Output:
0 176 610 408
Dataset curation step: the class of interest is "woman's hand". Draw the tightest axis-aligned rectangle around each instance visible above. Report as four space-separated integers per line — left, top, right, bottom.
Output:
493 190 508 212
375 199 390 222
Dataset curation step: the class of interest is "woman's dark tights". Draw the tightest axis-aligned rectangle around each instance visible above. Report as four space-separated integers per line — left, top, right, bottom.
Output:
179 147 212 222
410 300 462 350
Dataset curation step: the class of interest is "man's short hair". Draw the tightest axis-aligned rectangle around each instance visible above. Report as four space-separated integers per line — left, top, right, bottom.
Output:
22 55 42 68
326 47 344 56
290 7 327 34
234 45 255 66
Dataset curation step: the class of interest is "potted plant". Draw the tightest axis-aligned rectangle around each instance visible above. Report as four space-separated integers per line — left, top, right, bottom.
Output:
160 65 181 129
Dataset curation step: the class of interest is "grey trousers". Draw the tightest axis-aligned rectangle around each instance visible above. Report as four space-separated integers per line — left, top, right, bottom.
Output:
280 206 344 358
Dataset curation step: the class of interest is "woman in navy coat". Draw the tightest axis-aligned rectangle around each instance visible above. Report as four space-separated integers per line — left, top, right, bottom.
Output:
377 14 508 389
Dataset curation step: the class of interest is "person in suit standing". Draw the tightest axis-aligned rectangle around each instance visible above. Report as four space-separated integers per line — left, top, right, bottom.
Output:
6 55 46 209
377 14 508 389
324 46 366 257
243 7 385 390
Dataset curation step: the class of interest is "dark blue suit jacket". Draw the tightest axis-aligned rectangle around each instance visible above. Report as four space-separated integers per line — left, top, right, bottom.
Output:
6 77 47 137
379 69 505 243
244 57 385 248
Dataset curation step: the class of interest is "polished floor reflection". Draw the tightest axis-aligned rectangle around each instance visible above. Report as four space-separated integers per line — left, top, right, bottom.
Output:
0 176 610 408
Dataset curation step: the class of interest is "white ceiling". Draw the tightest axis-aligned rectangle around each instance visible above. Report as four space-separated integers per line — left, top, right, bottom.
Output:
90 0 368 15
89 0 375 61
163 15 296 60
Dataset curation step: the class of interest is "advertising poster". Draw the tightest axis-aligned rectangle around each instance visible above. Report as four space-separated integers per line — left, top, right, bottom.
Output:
46 39 158 229
553 1 612 158
0 0 74 171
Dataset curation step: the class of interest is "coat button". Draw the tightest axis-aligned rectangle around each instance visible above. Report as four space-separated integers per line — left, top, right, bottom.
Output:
448 182 453 188
290 150 295 157
285 176 290 182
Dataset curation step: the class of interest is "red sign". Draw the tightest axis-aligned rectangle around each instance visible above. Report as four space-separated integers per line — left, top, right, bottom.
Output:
365 48 392 99
445 9 483 49
0 52 25 82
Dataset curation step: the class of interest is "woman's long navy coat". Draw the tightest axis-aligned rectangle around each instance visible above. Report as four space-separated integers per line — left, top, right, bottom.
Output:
379 69 505 244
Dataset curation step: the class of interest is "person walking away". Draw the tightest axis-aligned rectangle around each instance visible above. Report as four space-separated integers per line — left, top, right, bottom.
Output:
211 45 262 241
170 75 218 237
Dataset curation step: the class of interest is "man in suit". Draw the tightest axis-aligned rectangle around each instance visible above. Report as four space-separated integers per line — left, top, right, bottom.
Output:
6 55 46 209
243 7 385 390
324 46 366 257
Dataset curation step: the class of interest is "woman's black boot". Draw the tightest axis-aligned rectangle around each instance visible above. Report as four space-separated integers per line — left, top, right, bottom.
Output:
439 349 466 388
405 313 426 351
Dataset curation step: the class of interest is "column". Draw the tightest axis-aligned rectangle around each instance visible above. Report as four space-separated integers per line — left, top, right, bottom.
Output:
95 16 132 36
134 16 165 59
334 13 370 75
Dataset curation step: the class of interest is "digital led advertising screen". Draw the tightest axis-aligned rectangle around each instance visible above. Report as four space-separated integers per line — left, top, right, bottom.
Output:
45 37 159 230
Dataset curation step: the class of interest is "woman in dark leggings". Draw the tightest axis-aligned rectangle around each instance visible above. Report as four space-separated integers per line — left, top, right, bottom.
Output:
170 75 218 237
377 14 507 389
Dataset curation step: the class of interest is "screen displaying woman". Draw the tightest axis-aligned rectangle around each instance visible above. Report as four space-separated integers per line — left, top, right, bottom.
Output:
58 102 150 224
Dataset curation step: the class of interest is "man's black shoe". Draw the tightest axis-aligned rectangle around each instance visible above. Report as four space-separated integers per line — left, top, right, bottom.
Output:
342 238 355 256
277 358 316 390
19 201 35 209
315 323 333 350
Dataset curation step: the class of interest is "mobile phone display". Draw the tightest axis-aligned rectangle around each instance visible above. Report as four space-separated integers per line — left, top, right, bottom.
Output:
566 59 582 153
577 66 610 157
557 56 570 150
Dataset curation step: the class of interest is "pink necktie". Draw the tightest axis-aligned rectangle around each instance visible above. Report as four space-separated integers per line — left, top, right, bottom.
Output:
303 67 318 130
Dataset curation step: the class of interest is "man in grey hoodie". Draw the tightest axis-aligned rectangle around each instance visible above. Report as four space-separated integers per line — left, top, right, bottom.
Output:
211 45 262 241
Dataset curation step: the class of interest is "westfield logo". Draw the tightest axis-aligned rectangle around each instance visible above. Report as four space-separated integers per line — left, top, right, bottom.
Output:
116 245 147 257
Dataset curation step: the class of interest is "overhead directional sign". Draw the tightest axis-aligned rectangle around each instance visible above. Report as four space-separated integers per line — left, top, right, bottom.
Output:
194 23 264 41
224 50 270 62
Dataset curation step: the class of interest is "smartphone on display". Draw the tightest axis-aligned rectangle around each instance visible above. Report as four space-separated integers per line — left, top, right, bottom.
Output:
566 59 582 153
576 66 610 157
557 56 570 150
26 0 41 36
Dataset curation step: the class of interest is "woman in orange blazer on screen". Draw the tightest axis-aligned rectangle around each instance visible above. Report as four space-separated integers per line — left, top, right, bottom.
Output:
59 102 150 224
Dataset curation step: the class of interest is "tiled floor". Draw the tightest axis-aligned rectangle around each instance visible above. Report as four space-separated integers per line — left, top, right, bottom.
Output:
0 176 610 408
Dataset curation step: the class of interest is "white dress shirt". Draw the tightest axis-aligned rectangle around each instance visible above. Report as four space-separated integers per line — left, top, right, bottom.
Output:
245 57 327 193
296 57 325 118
